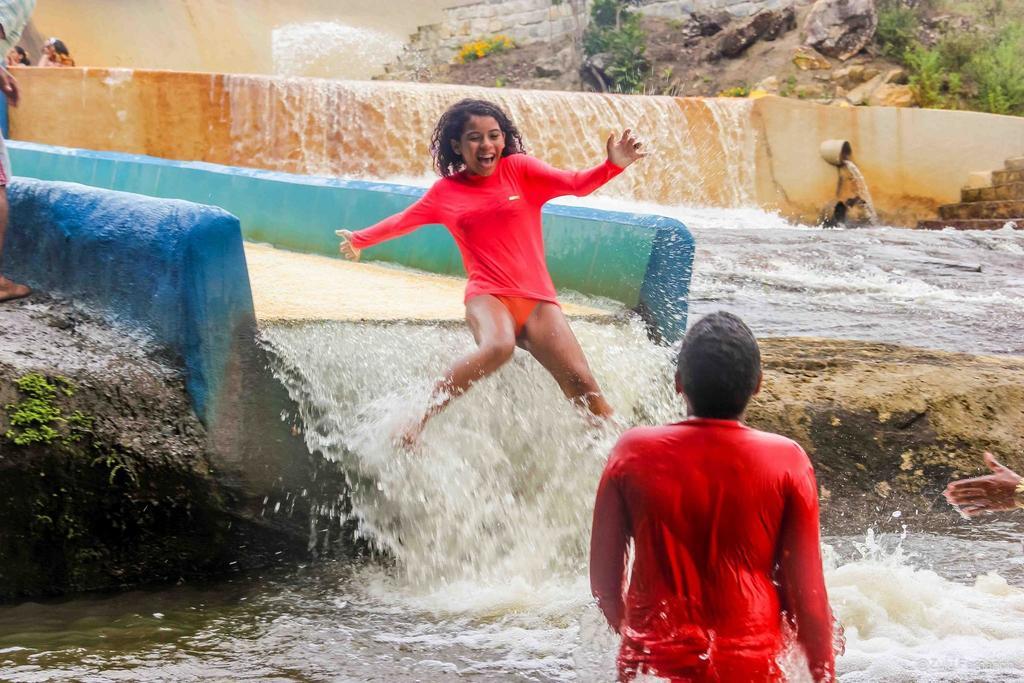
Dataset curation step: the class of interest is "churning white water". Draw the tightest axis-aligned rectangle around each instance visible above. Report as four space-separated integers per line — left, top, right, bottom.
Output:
271 22 404 80
249 317 1024 682
0 294 1020 682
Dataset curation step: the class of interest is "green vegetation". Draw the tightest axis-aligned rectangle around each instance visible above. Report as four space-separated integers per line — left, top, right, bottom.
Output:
779 74 798 98
718 85 750 98
3 373 132 485
583 0 649 93
876 1 920 59
875 1 1024 115
967 23 1024 114
4 374 70 446
905 45 958 109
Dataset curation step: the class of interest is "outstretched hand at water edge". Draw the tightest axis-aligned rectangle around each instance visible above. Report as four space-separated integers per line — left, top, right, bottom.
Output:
606 129 647 169
336 229 362 261
944 452 1024 516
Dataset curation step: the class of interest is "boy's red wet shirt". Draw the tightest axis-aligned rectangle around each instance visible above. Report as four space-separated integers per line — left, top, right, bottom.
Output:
349 154 623 303
590 418 836 682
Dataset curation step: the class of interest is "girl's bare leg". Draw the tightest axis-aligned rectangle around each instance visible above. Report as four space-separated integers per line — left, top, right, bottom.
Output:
519 303 614 419
400 295 517 445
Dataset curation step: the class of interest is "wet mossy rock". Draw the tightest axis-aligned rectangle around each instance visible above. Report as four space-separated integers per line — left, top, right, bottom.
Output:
747 338 1024 514
0 300 310 602
0 365 229 600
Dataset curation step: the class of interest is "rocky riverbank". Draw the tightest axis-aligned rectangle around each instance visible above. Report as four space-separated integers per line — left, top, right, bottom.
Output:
0 295 313 602
750 337 1024 525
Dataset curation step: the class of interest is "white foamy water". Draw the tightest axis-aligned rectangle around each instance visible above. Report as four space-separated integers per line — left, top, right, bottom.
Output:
263 318 677 588
271 22 404 80
249 319 1024 681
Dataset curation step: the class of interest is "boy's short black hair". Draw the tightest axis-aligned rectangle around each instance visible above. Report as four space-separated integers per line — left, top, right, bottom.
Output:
675 311 761 419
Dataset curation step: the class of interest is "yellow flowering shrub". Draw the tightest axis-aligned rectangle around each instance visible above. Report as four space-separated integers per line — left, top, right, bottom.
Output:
456 35 515 64
717 85 751 98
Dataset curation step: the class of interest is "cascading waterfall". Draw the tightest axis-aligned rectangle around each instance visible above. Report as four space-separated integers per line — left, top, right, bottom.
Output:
271 23 404 80
218 76 760 207
255 313 1024 681
262 316 678 588
842 159 879 225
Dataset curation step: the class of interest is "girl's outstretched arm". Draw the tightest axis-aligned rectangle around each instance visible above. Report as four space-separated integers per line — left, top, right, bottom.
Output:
337 185 444 259
520 129 647 204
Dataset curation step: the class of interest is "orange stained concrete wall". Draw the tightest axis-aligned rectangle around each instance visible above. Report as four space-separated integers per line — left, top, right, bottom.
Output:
9 68 1024 226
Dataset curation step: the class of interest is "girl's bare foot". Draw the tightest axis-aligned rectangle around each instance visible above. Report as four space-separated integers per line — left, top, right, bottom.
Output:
0 276 30 303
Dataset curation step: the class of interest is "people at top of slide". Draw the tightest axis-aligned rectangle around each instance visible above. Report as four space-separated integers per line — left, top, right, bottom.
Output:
5 45 28 66
945 451 1024 516
39 37 74 67
590 312 839 682
337 98 646 445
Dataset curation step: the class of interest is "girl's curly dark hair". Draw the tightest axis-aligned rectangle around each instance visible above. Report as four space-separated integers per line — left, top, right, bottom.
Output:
430 99 526 177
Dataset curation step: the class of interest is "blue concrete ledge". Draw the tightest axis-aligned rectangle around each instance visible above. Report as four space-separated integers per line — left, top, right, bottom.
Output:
5 177 255 423
8 141 695 342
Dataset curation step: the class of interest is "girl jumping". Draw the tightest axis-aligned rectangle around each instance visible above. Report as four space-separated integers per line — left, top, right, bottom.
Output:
337 99 646 444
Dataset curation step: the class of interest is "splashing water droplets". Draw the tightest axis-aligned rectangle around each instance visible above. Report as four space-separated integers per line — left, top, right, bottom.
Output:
262 318 677 589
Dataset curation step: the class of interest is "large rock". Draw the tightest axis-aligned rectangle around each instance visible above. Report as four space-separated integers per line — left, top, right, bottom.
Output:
748 338 1024 524
831 64 880 88
0 296 341 602
581 52 613 92
534 45 574 79
868 83 917 107
845 71 885 105
691 10 733 37
714 7 797 59
793 45 832 70
803 0 879 61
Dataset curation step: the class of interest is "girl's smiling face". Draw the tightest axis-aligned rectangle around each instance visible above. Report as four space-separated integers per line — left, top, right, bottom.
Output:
452 115 505 177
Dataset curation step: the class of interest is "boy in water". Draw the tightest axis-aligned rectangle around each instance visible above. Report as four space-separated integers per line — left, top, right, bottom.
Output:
589 312 837 682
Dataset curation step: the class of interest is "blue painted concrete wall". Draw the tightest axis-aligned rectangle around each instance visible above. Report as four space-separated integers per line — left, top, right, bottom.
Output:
8 141 695 342
4 177 256 423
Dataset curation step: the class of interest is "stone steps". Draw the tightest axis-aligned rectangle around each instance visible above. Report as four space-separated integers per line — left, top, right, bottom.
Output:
917 155 1024 229
961 181 1024 202
938 199 1024 220
917 218 1021 231
1006 157 1024 171
992 169 1024 185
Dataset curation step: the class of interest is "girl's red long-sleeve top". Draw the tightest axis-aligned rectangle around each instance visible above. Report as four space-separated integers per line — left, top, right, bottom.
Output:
590 419 837 682
348 154 623 303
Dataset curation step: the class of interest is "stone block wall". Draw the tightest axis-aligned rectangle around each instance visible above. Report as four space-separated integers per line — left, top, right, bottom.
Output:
384 0 586 78
383 0 795 77
636 0 790 19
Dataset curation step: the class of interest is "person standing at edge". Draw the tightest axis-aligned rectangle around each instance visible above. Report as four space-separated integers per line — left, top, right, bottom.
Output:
0 0 35 303
590 311 839 682
336 98 646 445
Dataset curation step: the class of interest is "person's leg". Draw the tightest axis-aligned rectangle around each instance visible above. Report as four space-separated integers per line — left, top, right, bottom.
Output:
401 295 517 444
0 185 31 303
519 302 614 419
